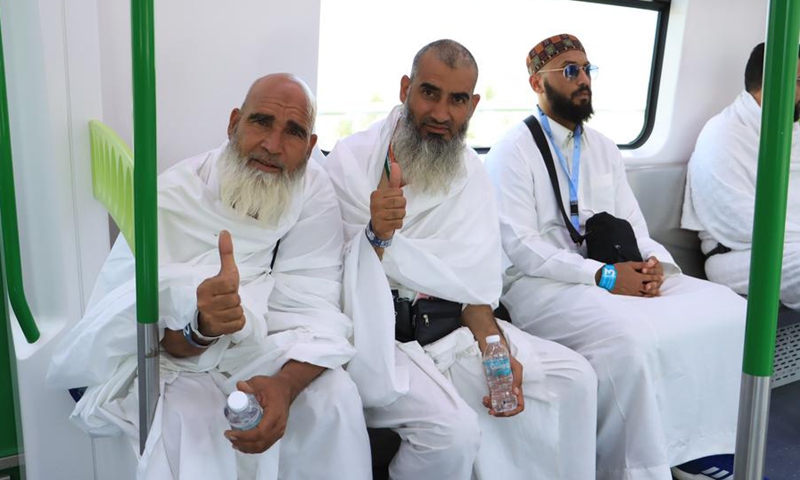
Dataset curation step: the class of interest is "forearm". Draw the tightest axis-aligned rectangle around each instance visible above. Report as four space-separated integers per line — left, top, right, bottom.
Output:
275 360 326 403
461 304 503 351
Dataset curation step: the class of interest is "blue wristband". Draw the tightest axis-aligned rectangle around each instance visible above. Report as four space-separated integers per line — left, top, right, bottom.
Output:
598 264 617 291
365 221 393 248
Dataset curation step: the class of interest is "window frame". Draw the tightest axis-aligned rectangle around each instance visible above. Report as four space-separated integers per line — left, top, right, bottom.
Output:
576 0 671 150
472 0 671 154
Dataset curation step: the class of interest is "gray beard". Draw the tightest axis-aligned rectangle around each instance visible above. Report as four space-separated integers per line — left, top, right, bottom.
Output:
391 103 467 195
217 143 305 227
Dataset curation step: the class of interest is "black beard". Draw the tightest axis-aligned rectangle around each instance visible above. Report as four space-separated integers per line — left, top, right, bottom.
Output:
544 80 594 125
795 102 800 122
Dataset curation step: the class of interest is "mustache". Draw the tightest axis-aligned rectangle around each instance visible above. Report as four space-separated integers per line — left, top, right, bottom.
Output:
571 86 592 99
422 118 454 132
249 154 285 170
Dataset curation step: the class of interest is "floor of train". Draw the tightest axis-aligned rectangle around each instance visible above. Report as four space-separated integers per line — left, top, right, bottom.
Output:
764 380 800 480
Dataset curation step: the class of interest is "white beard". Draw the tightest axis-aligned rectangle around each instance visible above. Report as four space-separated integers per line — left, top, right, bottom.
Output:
391 102 467 195
217 143 304 226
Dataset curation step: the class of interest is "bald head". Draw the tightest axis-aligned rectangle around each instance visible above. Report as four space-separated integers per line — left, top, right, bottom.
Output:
410 39 478 87
240 73 317 131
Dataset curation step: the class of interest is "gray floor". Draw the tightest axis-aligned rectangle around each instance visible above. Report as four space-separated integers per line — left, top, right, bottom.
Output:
766 380 800 480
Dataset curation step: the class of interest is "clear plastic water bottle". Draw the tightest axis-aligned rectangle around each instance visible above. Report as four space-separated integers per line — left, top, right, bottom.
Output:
224 391 263 431
483 334 518 413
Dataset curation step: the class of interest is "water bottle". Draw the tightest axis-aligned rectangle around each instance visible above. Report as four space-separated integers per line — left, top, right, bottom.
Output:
224 391 263 431
482 334 518 413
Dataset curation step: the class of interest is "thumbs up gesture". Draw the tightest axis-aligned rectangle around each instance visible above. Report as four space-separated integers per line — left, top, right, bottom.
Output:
195 230 246 337
369 161 406 241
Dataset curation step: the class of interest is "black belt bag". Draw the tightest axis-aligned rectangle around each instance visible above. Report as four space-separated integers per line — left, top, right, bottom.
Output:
393 291 462 346
524 115 643 264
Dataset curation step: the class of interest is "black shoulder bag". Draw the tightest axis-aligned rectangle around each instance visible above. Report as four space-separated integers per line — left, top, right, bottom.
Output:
523 115 643 264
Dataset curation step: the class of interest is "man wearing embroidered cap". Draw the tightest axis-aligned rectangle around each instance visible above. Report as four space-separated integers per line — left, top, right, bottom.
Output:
486 34 747 480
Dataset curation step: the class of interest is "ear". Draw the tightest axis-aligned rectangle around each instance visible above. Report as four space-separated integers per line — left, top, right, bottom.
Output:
399 75 411 103
529 74 545 94
227 108 241 140
306 133 318 159
470 93 481 114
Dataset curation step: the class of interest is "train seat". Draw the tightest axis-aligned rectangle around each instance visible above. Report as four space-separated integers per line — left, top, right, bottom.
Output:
627 163 800 388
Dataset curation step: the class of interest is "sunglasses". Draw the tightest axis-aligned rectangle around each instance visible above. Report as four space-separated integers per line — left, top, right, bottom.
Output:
538 64 599 81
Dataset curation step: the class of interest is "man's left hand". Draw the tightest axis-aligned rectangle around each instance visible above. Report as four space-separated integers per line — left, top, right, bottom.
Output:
482 354 525 417
224 377 292 454
639 256 665 297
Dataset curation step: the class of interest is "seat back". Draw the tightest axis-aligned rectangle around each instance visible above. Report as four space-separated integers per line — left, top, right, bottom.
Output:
625 164 706 279
89 120 136 255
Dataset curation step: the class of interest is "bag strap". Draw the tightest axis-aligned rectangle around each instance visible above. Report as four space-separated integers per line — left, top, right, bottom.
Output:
523 115 584 245
270 239 281 271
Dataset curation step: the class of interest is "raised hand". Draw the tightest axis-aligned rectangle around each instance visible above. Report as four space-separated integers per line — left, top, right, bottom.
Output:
369 161 406 240
195 230 246 337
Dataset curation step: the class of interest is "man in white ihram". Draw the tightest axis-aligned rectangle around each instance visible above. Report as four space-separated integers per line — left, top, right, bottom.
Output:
485 34 747 480
48 74 371 480
325 39 598 480
683 42 800 310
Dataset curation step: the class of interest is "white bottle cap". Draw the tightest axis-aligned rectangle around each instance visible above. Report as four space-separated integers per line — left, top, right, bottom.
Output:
227 391 248 412
486 334 501 344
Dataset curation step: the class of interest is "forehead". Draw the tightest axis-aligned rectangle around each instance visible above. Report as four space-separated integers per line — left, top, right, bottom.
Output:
244 81 313 126
412 52 477 94
545 49 589 68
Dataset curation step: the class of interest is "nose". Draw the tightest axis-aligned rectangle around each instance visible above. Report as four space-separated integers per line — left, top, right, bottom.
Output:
429 98 451 124
576 67 591 86
261 128 283 154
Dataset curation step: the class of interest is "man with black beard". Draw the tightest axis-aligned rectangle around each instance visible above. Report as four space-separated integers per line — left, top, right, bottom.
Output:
325 39 598 480
486 35 748 480
683 42 800 310
49 74 372 480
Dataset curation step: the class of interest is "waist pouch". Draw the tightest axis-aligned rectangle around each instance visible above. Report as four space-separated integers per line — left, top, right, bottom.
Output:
393 291 462 346
584 212 644 264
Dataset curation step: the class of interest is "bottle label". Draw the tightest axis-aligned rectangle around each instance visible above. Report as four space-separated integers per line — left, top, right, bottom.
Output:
484 357 512 377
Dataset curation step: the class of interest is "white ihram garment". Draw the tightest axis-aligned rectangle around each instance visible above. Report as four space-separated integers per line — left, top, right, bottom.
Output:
47 146 371 480
486 118 747 480
325 106 598 480
683 90 800 308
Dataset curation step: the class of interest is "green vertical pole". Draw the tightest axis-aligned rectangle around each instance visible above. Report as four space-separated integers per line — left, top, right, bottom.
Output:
734 1 800 478
0 6 39 344
131 0 160 455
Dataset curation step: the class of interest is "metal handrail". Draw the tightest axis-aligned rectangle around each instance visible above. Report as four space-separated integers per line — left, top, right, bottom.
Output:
0 6 40 344
131 0 160 455
734 1 800 478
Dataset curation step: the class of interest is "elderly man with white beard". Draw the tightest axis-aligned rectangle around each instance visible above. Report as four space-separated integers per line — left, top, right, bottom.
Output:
48 74 372 480
324 39 598 480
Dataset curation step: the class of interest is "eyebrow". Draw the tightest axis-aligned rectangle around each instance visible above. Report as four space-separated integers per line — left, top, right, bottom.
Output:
286 120 309 138
248 113 308 138
420 82 442 94
420 82 471 102
558 60 590 67
248 112 274 124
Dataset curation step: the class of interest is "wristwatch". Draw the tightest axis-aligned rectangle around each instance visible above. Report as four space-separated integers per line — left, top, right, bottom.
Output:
365 221 393 248
182 312 222 349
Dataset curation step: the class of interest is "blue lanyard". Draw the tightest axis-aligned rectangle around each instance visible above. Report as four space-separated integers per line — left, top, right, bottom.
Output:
537 106 582 230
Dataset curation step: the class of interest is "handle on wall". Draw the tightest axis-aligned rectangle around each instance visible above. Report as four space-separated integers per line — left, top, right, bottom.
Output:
0 9 40 344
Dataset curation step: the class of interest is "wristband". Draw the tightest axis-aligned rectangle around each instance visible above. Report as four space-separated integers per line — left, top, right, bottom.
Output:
365 221 393 248
182 312 221 348
598 264 617 291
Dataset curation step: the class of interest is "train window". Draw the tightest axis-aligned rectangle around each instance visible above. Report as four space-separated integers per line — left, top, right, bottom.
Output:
316 0 669 151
